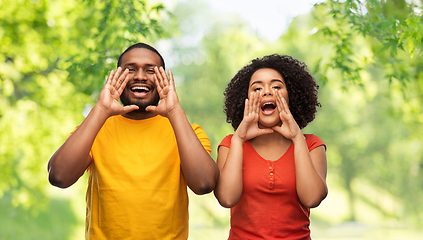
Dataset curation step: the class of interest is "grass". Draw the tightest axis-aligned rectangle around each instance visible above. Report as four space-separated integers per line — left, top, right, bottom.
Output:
0 192 80 240
1 179 422 240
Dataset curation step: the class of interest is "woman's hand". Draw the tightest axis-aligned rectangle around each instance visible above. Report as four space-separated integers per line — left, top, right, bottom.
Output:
272 90 303 141
234 91 273 142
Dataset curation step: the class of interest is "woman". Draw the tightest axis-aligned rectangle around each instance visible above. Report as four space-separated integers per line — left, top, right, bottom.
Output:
214 54 328 240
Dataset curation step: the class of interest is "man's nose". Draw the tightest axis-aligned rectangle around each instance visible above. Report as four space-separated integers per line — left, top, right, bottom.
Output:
134 70 147 81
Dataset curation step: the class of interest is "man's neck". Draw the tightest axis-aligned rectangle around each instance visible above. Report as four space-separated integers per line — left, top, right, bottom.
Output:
121 111 158 120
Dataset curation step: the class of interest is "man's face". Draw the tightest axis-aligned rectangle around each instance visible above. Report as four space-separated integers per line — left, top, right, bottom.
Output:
119 48 162 111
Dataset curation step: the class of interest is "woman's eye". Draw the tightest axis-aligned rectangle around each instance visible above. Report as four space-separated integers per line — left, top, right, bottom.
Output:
254 87 262 91
273 86 281 89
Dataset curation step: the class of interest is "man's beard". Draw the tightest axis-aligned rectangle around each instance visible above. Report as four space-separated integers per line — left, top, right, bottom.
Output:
120 93 160 112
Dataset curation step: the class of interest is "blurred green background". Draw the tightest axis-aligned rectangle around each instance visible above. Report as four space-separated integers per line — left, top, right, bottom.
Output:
1 0 423 239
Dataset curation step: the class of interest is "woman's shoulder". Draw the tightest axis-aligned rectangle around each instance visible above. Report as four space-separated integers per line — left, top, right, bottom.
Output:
304 134 326 151
304 133 320 140
219 134 234 148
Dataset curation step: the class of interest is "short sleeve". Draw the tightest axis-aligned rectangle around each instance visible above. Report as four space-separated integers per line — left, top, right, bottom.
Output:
305 134 326 152
218 134 233 149
191 123 212 155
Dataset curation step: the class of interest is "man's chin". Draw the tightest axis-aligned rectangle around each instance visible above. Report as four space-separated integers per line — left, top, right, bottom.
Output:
133 104 157 113
124 102 154 112
121 97 159 112
129 107 148 113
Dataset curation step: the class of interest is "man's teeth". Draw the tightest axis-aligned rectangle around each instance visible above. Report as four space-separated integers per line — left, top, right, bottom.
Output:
131 86 149 91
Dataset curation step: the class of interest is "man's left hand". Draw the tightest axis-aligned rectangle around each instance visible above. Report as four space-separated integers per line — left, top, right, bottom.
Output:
145 66 182 117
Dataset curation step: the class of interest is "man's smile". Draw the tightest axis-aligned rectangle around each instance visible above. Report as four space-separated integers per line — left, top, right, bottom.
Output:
128 83 154 98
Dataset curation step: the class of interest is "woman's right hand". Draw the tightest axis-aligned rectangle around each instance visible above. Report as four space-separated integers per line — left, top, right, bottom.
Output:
233 91 273 142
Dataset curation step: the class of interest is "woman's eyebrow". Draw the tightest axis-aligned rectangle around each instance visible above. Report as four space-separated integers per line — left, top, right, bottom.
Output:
271 79 284 84
250 81 263 87
250 79 284 87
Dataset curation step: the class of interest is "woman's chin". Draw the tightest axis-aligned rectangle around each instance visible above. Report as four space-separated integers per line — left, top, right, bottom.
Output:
258 120 282 129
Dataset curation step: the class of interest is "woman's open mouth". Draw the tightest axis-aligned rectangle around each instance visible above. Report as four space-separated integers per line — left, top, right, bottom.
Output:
261 101 276 115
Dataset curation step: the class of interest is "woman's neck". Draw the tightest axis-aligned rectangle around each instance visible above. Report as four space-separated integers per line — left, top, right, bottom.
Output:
250 131 289 145
249 132 292 161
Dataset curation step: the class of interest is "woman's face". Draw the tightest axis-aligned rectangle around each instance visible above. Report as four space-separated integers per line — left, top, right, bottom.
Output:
248 68 289 128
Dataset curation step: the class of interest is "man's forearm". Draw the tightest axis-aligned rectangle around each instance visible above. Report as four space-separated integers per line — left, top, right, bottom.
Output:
48 105 109 188
167 107 219 195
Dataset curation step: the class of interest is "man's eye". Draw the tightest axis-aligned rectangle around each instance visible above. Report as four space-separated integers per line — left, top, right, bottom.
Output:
127 68 136 72
147 70 155 73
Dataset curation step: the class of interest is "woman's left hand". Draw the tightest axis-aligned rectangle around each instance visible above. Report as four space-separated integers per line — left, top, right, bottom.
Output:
272 90 303 140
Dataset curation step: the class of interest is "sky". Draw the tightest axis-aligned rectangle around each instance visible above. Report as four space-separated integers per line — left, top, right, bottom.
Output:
157 0 325 68
202 0 325 41
161 0 325 41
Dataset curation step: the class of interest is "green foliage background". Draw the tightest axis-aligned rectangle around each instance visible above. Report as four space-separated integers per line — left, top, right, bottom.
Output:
1 0 422 239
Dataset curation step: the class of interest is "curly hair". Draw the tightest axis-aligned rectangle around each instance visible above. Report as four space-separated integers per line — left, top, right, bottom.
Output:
224 54 321 130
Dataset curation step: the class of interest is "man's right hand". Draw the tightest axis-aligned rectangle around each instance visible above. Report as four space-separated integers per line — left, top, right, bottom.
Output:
97 67 139 117
48 67 138 188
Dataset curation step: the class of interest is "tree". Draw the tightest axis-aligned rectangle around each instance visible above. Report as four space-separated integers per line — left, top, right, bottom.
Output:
168 0 423 230
315 0 423 85
158 0 275 236
0 1 168 237
299 1 423 226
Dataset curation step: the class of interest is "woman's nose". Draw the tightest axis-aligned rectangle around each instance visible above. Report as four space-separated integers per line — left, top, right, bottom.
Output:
263 86 272 96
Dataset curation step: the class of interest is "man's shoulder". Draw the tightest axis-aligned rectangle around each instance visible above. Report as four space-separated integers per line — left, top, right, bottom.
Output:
190 123 200 130
190 123 206 135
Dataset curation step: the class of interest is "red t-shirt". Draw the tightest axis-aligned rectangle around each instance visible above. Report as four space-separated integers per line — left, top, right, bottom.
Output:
219 134 325 240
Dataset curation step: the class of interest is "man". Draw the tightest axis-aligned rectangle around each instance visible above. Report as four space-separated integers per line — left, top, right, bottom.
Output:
48 43 219 239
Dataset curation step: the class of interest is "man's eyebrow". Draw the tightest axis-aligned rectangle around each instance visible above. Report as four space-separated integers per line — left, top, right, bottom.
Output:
122 63 158 67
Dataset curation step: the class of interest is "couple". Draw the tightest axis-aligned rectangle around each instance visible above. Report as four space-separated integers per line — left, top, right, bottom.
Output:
48 43 328 240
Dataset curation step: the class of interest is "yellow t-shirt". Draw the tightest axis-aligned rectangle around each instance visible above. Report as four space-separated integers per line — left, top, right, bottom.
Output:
85 114 211 240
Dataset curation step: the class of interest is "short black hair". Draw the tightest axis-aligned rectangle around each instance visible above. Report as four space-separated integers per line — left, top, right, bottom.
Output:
224 54 321 130
117 43 165 69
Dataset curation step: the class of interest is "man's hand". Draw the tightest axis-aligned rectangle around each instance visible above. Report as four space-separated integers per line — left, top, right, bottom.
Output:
97 67 139 117
146 66 181 117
